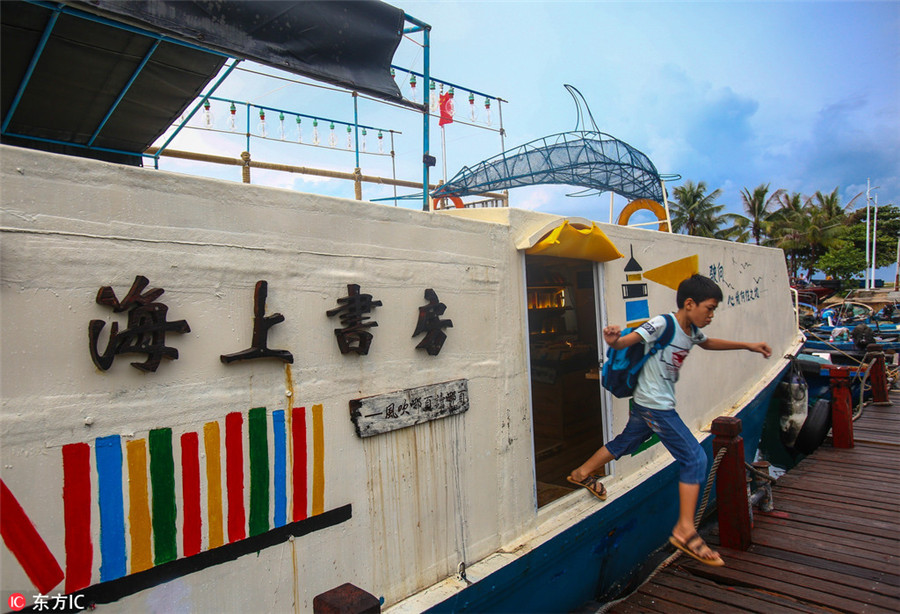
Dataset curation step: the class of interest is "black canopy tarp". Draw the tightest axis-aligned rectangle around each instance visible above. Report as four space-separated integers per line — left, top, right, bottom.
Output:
69 1 406 104
1 0 406 165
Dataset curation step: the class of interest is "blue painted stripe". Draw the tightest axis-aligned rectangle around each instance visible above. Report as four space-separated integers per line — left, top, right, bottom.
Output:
272 410 287 528
95 435 126 581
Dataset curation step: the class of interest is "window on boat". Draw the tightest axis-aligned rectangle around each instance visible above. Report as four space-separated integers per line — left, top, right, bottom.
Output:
525 255 605 507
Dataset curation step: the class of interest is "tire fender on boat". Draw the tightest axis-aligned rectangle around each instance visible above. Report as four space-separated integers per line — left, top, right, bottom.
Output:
792 398 832 454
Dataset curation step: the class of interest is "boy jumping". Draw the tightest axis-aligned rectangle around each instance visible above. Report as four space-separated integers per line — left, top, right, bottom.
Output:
568 274 771 566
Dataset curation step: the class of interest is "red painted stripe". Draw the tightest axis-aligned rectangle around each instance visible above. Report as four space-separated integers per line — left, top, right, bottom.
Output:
180 432 202 557
225 412 246 542
62 443 92 593
292 407 308 522
0 479 64 594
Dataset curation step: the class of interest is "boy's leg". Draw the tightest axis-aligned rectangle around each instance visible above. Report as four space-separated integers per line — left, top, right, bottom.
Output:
570 406 653 482
672 482 721 563
634 405 723 564
569 446 614 483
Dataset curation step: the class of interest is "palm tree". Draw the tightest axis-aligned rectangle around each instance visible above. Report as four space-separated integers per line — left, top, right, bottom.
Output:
810 186 861 221
715 213 751 242
767 191 854 279
765 191 810 276
740 183 784 244
670 180 725 237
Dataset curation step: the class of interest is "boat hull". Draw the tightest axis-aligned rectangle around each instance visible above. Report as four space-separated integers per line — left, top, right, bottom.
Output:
419 372 784 613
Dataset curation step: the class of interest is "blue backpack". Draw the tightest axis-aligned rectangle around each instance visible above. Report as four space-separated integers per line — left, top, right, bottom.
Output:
601 314 678 398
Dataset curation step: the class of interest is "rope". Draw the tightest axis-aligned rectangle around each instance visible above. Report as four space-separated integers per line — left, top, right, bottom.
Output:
804 329 866 366
745 462 777 483
695 447 728 526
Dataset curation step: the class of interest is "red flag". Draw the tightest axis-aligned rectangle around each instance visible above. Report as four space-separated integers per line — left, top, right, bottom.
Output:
439 92 455 126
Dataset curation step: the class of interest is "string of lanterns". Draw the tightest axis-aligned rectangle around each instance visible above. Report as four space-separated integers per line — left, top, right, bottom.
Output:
195 96 391 155
390 66 498 128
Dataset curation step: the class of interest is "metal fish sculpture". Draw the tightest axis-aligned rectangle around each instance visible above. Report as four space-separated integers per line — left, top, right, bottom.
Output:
433 85 666 203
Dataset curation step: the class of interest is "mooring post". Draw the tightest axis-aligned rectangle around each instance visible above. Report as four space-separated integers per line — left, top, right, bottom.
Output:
711 416 752 551
827 366 854 449
867 344 891 405
313 583 380 614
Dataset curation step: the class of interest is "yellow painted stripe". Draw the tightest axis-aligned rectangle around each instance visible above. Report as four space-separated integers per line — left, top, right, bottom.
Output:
626 273 643 281
203 422 224 549
311 404 325 516
125 439 153 573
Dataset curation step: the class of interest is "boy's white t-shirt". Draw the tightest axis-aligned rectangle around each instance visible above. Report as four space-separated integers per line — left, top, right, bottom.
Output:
632 313 707 410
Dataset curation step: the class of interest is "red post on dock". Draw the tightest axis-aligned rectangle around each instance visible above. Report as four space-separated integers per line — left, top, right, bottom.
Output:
826 366 854 449
711 416 752 551
867 344 891 405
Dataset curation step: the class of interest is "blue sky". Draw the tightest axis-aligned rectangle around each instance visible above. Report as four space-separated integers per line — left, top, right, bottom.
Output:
155 1 899 276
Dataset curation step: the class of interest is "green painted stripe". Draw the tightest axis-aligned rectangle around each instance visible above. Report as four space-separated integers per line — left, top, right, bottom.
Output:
148 428 177 565
248 407 270 537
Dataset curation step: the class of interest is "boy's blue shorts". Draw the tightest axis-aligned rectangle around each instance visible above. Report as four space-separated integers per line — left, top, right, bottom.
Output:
606 402 707 485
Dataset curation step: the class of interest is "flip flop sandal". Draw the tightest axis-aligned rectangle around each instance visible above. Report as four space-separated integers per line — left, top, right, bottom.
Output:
566 474 607 501
669 532 725 567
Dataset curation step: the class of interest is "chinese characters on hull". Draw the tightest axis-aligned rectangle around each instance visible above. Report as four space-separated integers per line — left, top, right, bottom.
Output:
412 288 453 355
220 280 293 364
88 276 190 372
326 283 383 355
89 278 454 372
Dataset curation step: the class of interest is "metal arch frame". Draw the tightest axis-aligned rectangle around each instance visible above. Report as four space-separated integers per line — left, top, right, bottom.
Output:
433 130 666 204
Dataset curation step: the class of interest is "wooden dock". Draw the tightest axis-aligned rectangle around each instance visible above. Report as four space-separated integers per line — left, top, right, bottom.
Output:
606 390 900 614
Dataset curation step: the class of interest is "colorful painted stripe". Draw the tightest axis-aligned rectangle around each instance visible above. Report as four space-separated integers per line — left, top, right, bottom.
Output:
180 432 202 557
248 407 269 537
62 442 93 593
95 435 126 581
225 412 246 542
312 404 325 515
203 421 224 549
126 439 153 574
272 409 287 528
0 479 64 594
291 406 307 521
149 428 177 565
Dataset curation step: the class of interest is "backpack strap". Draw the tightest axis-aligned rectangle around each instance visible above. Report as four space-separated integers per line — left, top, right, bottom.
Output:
650 313 678 355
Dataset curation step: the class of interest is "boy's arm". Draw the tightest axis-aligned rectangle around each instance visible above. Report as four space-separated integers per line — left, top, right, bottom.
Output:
603 326 643 350
700 337 772 358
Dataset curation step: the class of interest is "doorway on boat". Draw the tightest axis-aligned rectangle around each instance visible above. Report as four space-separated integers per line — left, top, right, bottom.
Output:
525 255 605 507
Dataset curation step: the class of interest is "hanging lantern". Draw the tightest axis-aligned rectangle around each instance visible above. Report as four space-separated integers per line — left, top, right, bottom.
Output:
484 97 492 126
391 67 396 80
346 124 353 149
279 112 286 140
329 121 336 147
257 108 267 137
469 92 476 121
377 130 384 154
361 128 367 152
430 81 438 112
296 116 302 143
313 118 320 145
448 86 455 98
202 100 214 128
229 102 237 131
409 73 417 102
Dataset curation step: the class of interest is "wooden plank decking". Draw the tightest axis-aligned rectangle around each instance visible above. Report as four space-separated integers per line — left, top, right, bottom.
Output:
606 390 900 614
